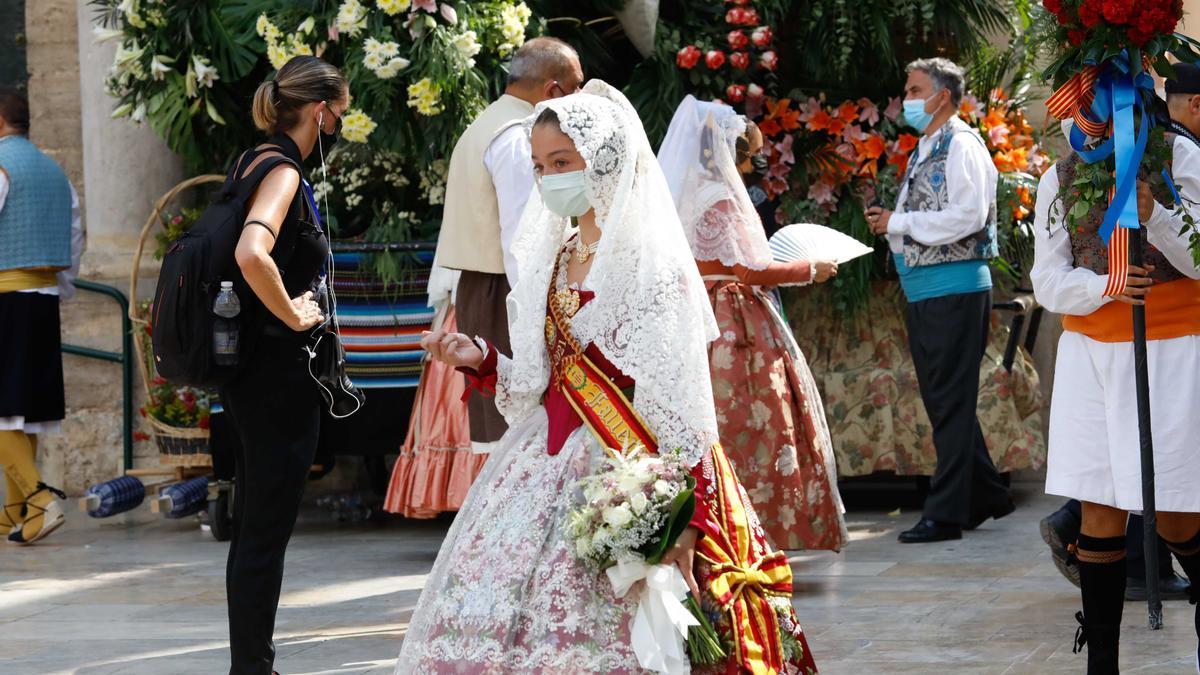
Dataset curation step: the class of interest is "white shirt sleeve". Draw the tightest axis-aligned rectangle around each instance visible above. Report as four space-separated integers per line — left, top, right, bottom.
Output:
887 131 998 248
483 125 535 289
57 182 86 299
0 169 9 213
1030 165 1111 315
1144 135 1200 280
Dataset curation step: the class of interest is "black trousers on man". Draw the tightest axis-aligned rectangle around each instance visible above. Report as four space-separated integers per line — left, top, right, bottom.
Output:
219 334 321 674
906 289 1011 525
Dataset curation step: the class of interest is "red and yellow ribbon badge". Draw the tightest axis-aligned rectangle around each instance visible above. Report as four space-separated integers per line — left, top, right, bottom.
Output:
696 444 794 675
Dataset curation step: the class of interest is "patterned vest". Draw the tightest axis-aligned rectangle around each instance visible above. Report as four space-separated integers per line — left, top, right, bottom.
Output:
0 135 72 273
898 117 998 268
1056 142 1185 283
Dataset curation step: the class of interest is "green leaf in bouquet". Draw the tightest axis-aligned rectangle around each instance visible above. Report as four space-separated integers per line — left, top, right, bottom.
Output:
641 474 696 566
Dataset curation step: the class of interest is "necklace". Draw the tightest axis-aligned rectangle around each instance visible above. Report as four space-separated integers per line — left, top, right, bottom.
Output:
554 246 581 317
574 235 600 263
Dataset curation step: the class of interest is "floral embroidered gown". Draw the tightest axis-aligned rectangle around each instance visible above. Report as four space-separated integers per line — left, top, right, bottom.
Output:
699 253 848 552
394 243 818 675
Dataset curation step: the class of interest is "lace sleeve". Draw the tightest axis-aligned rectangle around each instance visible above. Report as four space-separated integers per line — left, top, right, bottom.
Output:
495 352 544 425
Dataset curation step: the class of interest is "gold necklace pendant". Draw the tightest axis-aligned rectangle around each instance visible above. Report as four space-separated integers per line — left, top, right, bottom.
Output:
574 237 599 264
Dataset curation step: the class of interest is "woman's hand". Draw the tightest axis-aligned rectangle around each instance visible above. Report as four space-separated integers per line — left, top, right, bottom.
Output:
813 260 838 283
661 526 701 598
421 329 485 369
286 291 324 331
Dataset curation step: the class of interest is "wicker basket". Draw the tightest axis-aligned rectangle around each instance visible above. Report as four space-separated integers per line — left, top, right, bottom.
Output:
130 175 225 469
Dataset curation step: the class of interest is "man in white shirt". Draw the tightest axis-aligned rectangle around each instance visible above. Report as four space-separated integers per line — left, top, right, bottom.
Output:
0 89 82 544
1031 65 1200 671
435 38 582 453
866 58 1012 544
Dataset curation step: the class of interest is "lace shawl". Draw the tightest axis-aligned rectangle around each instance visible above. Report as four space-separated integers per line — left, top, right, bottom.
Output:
501 81 720 466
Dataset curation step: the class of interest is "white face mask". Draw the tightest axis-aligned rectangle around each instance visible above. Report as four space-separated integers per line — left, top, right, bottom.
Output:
539 170 592 218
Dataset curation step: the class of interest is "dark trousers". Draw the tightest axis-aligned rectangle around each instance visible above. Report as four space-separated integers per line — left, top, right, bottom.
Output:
906 289 1010 525
219 336 321 675
1062 499 1175 580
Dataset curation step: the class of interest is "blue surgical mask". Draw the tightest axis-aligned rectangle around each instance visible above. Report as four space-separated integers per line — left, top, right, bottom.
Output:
902 96 937 133
539 170 592 218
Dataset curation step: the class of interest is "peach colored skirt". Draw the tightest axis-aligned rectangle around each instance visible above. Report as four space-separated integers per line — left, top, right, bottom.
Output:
384 307 488 518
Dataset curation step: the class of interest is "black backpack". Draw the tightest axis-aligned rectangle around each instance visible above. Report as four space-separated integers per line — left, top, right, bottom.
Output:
150 147 302 387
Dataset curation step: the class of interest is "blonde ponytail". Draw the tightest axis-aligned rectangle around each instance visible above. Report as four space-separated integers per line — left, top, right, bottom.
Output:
251 80 278 132
251 56 347 134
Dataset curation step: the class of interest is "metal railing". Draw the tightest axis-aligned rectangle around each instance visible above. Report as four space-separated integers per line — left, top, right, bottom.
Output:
61 279 134 472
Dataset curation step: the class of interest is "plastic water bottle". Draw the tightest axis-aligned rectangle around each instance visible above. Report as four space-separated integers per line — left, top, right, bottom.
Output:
213 281 241 366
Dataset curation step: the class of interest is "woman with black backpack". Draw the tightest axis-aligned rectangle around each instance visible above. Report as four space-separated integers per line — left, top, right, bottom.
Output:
220 55 345 675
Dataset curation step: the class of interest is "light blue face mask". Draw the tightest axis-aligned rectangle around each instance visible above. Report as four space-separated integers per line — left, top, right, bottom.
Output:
539 170 592 218
902 94 940 133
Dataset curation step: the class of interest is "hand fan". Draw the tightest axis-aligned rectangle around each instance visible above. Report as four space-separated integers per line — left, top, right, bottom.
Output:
768 223 874 266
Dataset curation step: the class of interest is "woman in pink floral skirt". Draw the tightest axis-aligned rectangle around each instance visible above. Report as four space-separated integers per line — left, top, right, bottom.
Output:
659 96 848 551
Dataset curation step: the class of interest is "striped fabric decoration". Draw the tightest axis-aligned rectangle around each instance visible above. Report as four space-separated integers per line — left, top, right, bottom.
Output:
1104 225 1130 297
1046 66 1108 138
332 250 435 389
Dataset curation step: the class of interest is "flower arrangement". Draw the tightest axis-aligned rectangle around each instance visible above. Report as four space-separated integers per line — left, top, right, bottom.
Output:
140 375 212 432
566 444 725 666
671 0 778 109
1035 0 1200 263
153 207 203 260
90 0 533 255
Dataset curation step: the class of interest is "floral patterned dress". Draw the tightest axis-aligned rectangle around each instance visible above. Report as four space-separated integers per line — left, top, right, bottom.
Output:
395 247 818 674
700 261 848 552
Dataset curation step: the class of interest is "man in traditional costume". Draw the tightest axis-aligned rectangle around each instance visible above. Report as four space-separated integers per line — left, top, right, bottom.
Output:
434 37 582 454
0 90 82 545
1031 62 1200 672
866 58 1013 544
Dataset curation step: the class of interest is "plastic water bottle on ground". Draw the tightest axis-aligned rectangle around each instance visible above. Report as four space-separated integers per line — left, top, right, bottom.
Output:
213 281 241 366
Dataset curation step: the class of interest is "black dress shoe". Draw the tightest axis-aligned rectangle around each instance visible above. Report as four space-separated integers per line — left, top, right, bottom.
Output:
1125 572 1192 601
1040 506 1082 588
898 518 962 543
964 497 1017 531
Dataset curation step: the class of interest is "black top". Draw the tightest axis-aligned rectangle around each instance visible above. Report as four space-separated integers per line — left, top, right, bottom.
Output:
246 134 329 337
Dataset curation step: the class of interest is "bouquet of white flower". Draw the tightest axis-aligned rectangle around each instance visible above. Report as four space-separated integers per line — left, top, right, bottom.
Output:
566 445 725 673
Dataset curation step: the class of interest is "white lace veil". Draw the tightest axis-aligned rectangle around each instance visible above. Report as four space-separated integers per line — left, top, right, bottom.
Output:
504 80 720 464
657 95 773 270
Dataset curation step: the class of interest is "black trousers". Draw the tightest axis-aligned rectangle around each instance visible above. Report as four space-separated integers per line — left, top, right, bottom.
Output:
218 335 321 675
906 289 1010 525
1061 499 1175 580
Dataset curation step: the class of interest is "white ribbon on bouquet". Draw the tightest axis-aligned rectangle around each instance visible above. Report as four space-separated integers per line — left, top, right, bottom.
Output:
606 559 700 674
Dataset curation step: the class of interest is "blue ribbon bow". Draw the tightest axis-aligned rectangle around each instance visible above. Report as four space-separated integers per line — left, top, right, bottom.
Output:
1067 51 1156 244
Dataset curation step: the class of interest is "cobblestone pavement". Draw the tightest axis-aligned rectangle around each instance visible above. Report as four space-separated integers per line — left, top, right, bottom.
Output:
0 485 1194 674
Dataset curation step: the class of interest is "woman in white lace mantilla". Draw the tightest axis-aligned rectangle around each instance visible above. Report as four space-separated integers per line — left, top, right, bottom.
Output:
658 96 847 552
395 82 817 674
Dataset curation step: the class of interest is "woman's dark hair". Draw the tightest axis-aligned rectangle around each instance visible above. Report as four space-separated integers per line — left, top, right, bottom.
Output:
735 119 760 166
252 56 347 134
0 89 30 135
533 107 560 129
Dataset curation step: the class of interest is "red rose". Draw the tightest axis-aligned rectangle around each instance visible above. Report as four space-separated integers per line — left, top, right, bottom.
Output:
706 50 727 69
199 416 210 430
1068 28 1088 45
1078 3 1101 27
751 26 773 47
730 51 751 70
1127 26 1152 45
727 30 749 50
1100 0 1131 24
742 8 760 25
726 8 746 24
676 45 701 69
726 84 747 103
1043 0 1062 13
759 50 778 71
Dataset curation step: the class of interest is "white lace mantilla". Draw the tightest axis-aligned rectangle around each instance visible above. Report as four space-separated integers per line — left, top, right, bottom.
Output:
504 81 720 467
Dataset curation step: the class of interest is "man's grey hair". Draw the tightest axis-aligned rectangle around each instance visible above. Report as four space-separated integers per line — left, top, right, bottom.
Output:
507 37 579 86
906 58 966 106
